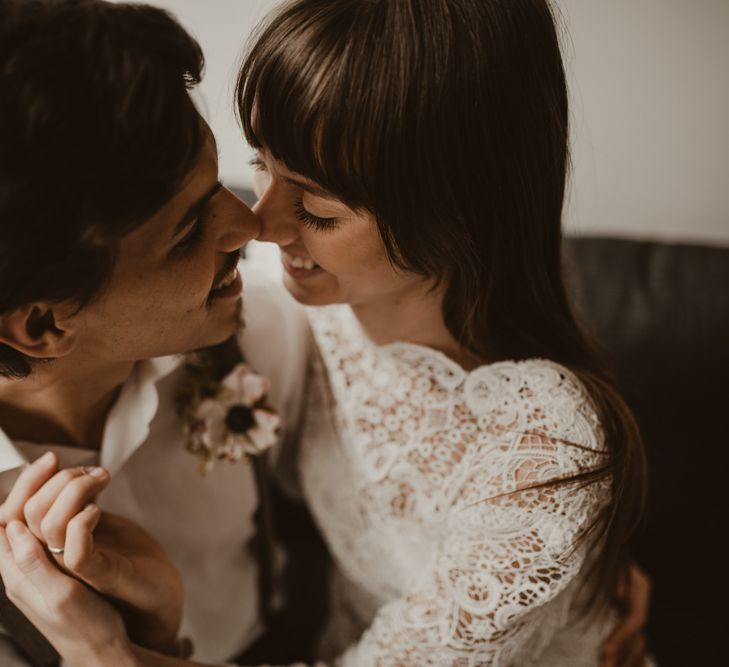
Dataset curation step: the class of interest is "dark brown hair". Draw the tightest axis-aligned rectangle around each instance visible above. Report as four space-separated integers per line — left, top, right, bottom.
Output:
0 0 205 377
237 0 645 610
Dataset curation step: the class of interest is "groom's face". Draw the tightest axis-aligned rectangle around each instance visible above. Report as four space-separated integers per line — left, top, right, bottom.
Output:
70 131 260 364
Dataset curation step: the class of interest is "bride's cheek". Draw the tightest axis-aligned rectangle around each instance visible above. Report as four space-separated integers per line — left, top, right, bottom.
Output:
253 170 270 200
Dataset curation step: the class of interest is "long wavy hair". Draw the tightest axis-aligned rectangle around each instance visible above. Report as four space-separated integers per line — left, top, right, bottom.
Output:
237 0 646 610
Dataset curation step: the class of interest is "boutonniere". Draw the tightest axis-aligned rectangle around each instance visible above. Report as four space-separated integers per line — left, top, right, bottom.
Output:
176 359 281 475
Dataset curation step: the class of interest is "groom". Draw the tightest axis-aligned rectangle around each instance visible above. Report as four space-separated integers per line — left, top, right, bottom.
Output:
0 0 310 665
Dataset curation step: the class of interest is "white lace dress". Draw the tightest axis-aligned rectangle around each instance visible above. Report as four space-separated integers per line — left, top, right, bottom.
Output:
297 304 618 667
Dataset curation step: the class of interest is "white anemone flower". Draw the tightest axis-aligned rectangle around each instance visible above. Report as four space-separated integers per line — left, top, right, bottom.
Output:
192 364 280 468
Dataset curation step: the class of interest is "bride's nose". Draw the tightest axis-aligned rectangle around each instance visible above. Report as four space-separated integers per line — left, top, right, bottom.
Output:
253 178 299 247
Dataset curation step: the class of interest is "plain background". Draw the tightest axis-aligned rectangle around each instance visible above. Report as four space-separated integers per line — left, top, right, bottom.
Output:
115 0 729 246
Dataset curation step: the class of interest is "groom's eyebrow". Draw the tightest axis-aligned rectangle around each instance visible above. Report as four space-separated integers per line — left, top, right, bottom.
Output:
170 180 223 240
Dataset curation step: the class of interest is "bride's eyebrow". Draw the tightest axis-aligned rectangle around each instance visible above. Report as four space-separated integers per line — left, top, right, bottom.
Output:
250 152 335 200
282 175 332 199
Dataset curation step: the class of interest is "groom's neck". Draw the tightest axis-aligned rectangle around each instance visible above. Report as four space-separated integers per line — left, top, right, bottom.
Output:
0 356 135 451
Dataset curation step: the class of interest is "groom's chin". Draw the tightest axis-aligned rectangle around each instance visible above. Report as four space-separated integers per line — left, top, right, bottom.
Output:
192 298 245 352
231 297 246 338
207 297 245 348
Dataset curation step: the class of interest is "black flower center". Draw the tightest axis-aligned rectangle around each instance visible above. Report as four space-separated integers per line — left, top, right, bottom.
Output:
225 404 255 433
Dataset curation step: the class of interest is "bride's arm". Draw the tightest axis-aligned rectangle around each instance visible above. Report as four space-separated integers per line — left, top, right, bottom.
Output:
0 522 219 667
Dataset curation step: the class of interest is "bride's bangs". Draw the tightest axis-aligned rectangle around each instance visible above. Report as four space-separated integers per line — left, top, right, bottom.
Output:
236 1 399 212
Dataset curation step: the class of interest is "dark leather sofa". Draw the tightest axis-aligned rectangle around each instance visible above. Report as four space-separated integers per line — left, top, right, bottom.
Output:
566 236 728 667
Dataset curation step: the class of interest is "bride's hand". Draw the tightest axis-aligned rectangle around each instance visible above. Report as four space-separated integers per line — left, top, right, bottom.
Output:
600 561 652 667
0 453 184 654
0 520 136 667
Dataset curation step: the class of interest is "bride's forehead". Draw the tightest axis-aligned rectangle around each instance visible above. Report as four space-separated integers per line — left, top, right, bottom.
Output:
260 149 333 197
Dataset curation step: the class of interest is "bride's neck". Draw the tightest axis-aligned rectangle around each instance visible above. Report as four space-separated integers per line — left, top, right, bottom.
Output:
350 281 480 370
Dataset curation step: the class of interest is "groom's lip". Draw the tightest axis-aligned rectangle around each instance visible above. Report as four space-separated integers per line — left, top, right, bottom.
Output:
208 267 242 302
208 252 241 299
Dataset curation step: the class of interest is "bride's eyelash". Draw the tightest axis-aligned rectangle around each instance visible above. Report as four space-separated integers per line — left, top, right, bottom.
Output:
249 156 266 171
249 155 338 230
294 197 338 231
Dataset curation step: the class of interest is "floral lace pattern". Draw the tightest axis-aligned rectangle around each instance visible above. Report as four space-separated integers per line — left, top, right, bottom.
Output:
299 305 614 666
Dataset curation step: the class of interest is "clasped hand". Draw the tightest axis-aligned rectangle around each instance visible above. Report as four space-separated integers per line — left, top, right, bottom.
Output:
0 452 184 657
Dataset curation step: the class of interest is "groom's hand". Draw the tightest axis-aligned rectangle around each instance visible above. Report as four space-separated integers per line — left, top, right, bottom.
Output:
77 511 185 655
0 520 134 667
0 451 106 528
0 453 184 654
0 452 110 548
0 452 111 575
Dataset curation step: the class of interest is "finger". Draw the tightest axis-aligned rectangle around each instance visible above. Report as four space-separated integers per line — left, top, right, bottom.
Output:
0 526 46 639
0 452 58 525
630 564 652 616
602 596 647 661
600 645 616 667
0 524 15 575
62 504 102 576
38 468 109 552
602 621 636 662
1 521 79 639
23 467 90 535
66 513 130 598
621 636 647 667
24 466 108 542
0 526 23 600
4 521 71 595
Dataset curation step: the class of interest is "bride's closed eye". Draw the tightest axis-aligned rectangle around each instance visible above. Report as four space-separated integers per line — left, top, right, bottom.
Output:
293 197 339 231
250 154 340 230
249 155 266 172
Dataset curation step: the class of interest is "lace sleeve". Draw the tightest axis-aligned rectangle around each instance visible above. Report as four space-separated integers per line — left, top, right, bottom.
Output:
337 361 610 666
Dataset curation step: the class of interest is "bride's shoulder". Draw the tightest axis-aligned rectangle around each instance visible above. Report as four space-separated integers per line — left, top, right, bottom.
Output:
463 358 591 410
461 358 604 452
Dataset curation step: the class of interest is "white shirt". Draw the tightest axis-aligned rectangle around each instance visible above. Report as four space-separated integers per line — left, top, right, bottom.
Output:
0 260 310 665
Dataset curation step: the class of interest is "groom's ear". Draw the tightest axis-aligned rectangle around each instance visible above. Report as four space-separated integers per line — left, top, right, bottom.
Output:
0 302 79 360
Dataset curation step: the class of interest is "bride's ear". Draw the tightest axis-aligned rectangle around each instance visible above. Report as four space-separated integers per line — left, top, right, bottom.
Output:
0 302 79 360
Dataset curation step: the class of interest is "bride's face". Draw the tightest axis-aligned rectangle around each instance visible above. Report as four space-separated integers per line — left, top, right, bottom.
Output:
252 151 425 308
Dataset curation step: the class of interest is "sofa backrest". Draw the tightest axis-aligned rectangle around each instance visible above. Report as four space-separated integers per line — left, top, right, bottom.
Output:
565 236 728 665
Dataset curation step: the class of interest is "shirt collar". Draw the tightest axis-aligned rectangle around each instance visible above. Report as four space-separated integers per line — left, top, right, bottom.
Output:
100 354 182 475
0 429 27 474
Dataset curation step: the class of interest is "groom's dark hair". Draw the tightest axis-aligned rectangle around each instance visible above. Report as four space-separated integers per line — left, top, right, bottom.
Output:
0 0 205 377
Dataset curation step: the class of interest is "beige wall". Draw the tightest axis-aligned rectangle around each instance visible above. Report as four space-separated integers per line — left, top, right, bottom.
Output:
559 0 729 244
112 0 278 193
121 0 729 245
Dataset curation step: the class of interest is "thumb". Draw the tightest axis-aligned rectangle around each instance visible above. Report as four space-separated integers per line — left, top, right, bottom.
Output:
6 521 61 588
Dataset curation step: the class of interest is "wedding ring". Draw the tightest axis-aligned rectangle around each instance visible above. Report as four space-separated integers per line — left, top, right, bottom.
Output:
47 545 65 555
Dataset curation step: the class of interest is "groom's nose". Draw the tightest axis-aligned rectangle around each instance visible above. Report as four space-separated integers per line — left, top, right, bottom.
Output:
253 178 299 247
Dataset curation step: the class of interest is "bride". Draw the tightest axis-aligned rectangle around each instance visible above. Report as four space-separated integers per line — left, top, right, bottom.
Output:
0 0 648 665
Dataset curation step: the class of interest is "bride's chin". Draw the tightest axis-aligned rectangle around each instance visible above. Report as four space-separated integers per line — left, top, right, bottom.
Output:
282 272 339 306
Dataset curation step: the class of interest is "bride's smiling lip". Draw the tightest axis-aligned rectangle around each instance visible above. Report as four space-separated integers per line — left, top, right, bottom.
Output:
280 250 325 278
